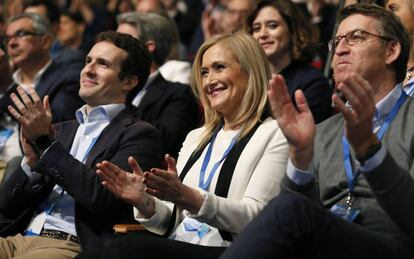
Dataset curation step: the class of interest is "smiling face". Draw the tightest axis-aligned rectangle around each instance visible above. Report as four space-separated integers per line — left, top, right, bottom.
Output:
332 14 390 86
200 43 248 121
251 6 291 62
79 41 130 108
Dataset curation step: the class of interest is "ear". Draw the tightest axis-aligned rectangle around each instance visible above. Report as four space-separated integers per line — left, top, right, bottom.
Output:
41 34 53 51
384 41 401 65
145 40 156 54
122 75 139 92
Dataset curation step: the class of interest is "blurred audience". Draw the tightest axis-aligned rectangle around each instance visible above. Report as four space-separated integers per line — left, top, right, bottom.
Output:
248 0 332 123
0 13 84 162
24 0 85 69
58 10 93 55
202 0 255 40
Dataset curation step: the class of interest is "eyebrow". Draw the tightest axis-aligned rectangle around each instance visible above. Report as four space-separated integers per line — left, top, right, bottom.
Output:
86 56 113 67
202 60 227 67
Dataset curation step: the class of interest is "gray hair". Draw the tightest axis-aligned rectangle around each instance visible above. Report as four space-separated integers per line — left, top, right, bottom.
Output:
117 12 174 66
8 12 52 36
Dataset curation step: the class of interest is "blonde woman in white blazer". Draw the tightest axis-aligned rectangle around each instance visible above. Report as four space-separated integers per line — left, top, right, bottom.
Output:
76 31 289 259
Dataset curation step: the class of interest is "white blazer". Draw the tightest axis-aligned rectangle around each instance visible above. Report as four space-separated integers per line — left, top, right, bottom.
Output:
135 117 288 238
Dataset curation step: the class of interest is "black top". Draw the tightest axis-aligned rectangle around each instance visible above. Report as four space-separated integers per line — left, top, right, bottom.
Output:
280 61 333 124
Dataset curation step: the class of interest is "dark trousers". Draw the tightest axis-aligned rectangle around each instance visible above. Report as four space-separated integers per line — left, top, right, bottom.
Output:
76 231 225 259
220 192 414 259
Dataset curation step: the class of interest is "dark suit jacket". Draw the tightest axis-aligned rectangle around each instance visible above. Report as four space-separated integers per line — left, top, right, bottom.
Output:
135 74 201 159
0 60 85 123
281 61 333 124
0 108 163 250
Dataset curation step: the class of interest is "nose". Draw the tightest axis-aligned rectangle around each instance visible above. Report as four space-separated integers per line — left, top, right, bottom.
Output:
203 72 217 89
258 26 268 38
82 61 96 77
7 36 18 48
334 37 349 56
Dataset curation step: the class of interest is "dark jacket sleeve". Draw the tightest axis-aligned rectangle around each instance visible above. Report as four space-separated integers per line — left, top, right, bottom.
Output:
35 121 163 216
363 151 414 239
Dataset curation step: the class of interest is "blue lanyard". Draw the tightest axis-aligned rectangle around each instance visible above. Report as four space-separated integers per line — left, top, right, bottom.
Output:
81 137 99 163
45 189 65 215
199 129 238 191
342 91 407 193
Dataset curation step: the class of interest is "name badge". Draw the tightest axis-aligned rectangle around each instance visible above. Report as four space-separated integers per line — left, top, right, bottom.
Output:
24 211 47 235
330 204 360 222
169 217 226 246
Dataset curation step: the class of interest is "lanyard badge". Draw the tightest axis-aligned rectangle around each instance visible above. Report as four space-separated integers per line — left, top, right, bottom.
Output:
331 90 407 222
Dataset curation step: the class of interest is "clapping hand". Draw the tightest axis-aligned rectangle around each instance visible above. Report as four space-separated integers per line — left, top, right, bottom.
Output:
144 154 204 214
268 74 315 170
332 73 379 157
96 156 155 218
98 154 204 216
8 86 52 141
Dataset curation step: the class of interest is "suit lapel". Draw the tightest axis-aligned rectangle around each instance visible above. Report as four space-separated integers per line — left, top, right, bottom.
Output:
56 120 79 149
35 61 58 98
137 74 167 112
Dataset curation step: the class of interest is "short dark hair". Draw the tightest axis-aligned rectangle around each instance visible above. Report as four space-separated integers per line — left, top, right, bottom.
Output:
23 0 60 25
247 0 319 63
95 31 151 105
337 4 410 83
60 10 85 24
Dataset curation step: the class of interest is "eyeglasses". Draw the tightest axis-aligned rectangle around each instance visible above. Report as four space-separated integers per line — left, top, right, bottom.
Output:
3 30 43 46
328 29 394 53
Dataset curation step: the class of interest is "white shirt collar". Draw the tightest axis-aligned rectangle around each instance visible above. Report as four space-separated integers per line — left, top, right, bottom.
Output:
75 103 125 124
12 60 52 90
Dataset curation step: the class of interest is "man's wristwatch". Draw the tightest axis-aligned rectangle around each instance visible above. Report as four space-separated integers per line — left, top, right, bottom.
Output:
30 135 55 155
355 141 382 165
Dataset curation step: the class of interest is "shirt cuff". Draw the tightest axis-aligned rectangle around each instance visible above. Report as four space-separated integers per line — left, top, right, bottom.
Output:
20 157 42 185
286 159 314 185
356 144 386 173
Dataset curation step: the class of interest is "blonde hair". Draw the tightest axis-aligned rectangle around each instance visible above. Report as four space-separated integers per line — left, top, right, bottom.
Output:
191 31 271 150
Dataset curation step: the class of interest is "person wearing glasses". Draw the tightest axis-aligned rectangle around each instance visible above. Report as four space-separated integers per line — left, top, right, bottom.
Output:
247 0 332 124
220 4 414 258
0 13 84 163
0 12 84 123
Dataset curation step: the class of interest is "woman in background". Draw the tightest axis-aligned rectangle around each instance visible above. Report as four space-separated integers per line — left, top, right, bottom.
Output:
248 0 332 123
386 0 414 95
77 31 289 259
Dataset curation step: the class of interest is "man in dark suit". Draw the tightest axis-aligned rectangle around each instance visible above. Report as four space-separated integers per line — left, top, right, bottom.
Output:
0 31 163 258
117 12 201 159
221 4 414 258
0 12 85 171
